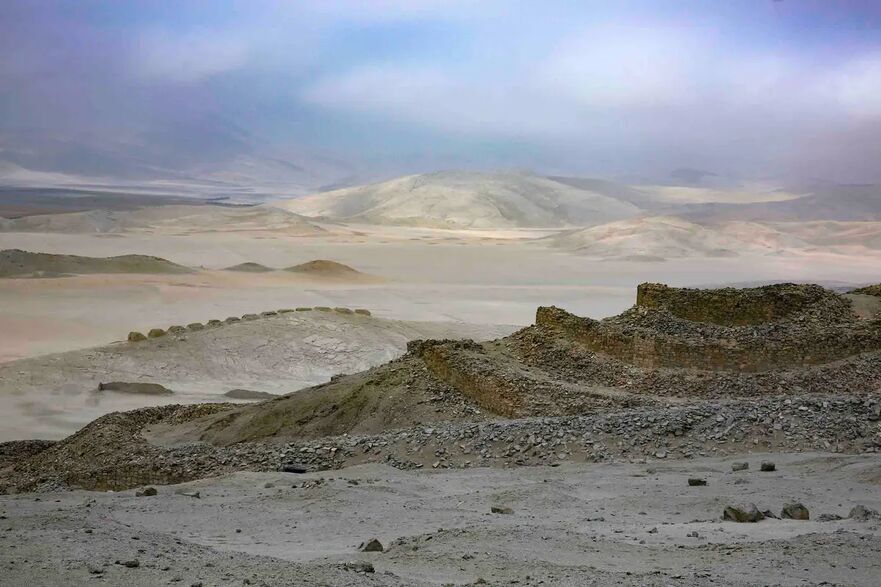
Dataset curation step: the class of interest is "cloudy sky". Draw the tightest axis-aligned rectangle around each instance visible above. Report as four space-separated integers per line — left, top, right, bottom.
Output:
2 0 881 183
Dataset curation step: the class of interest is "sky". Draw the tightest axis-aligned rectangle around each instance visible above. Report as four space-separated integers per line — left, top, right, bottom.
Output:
2 0 881 184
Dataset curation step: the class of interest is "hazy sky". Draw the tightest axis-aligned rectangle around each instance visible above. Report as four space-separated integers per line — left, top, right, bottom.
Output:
3 1 881 182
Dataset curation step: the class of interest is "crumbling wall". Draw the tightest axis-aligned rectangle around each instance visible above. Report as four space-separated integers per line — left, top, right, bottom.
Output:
635 282 852 326
409 340 524 417
535 305 881 373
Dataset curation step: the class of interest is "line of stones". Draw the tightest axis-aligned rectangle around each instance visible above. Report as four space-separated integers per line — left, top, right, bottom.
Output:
126 306 372 342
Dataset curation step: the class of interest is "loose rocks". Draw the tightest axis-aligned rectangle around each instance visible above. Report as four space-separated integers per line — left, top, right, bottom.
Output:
135 486 157 497
687 478 707 486
760 461 777 472
127 331 146 342
732 462 749 472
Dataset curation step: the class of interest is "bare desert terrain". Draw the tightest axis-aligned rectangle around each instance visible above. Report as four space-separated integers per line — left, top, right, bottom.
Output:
1 171 880 587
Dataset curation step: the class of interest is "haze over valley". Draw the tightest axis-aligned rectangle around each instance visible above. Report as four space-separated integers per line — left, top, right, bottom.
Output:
3 2 881 586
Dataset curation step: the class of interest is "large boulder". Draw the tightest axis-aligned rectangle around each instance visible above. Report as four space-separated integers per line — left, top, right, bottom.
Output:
127 331 147 342
781 502 810 520
723 503 765 523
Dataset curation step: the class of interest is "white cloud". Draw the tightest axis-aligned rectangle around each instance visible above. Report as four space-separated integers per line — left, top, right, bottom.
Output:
132 29 249 83
829 54 881 118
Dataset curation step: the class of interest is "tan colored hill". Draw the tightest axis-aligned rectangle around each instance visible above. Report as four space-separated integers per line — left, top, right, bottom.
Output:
224 262 273 272
540 216 799 259
0 249 192 278
283 259 362 277
0 204 325 235
541 216 881 260
273 171 641 229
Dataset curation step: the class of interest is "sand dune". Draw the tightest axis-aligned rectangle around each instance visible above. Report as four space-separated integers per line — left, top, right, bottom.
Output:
274 170 641 229
0 204 325 235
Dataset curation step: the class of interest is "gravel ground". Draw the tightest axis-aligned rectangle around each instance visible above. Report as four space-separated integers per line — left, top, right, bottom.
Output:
2 453 881 586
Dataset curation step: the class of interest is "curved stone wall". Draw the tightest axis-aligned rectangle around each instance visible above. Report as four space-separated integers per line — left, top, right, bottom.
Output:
635 282 853 326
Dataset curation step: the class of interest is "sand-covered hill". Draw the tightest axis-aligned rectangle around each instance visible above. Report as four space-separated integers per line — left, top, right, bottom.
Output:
284 259 363 277
678 184 881 223
0 204 325 235
224 262 274 272
0 249 192 278
540 215 881 260
540 216 797 259
0 309 515 441
273 171 641 229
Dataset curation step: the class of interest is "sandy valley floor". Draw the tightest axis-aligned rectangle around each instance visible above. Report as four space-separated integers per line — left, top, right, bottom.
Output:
2 224 877 363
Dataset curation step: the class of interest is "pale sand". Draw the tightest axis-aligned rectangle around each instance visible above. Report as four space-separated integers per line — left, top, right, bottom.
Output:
0 226 877 363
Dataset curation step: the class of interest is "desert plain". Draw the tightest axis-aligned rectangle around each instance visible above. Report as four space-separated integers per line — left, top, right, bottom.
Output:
1 171 881 586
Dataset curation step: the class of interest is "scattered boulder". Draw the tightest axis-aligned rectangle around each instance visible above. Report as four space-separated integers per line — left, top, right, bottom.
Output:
760 461 776 472
261 311 277 317
723 503 765 523
342 561 374 573
315 306 332 312
761 509 779 520
491 506 514 515
242 314 259 321
147 328 166 338
781 502 810 520
688 478 707 486
224 389 279 401
335 307 354 314
354 309 372 316
817 513 844 522
731 462 749 472
121 559 139 568
295 307 312 312
98 382 172 395
186 322 204 331
127 331 147 342
224 317 241 324
359 538 384 552
135 487 157 497
278 308 294 314
167 325 186 334
849 505 881 521
280 464 309 474
207 319 222 327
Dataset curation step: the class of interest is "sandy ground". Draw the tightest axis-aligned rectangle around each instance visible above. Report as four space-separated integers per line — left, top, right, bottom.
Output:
1 452 880 586
1 226 877 362
0 311 515 442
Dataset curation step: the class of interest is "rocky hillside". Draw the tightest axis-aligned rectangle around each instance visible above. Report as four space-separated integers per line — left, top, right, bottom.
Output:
4 282 880 492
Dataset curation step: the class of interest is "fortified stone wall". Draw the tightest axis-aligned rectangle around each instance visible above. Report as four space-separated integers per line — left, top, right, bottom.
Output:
635 282 852 326
535 305 881 373
409 340 524 417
